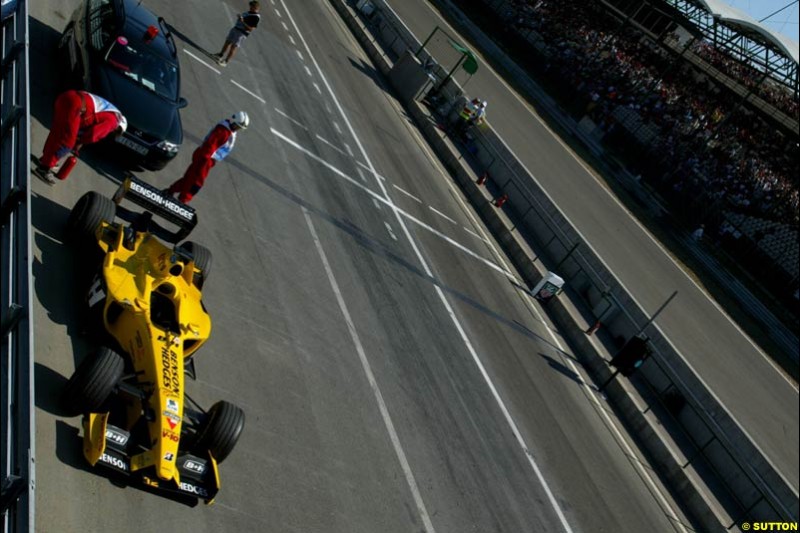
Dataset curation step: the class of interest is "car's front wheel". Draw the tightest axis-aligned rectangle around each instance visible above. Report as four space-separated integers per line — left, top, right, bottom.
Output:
66 191 116 244
63 346 124 415
193 401 245 463
177 241 212 289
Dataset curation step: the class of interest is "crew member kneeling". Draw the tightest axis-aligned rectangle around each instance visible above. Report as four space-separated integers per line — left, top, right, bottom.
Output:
35 90 127 184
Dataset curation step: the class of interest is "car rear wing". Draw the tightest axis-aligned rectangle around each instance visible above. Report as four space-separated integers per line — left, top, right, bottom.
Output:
112 174 197 243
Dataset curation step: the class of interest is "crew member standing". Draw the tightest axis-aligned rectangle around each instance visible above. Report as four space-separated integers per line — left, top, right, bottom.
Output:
166 112 250 203
35 89 127 184
213 1 261 66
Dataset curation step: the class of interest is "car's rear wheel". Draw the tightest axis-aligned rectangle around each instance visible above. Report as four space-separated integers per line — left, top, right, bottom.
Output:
63 346 124 415
193 401 245 463
66 191 116 243
178 241 212 289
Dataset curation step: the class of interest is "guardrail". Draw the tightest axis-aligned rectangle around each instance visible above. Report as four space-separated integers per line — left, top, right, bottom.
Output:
337 0 798 526
1 1 35 532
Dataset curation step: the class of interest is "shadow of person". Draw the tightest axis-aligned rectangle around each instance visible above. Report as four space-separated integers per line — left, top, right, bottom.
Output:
28 16 68 131
165 22 216 58
538 353 585 386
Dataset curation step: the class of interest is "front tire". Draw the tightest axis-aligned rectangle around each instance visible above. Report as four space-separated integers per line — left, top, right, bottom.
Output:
66 191 116 243
193 401 245 463
63 346 124 415
177 241 212 289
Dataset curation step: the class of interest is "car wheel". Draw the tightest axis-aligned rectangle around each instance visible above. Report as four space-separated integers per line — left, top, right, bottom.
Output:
66 191 116 243
177 241 212 289
193 401 245 463
63 346 124 416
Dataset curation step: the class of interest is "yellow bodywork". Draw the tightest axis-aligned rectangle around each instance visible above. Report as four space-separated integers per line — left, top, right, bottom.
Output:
83 221 211 485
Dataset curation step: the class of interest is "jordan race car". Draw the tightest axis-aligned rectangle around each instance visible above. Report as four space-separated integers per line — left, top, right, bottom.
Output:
62 175 244 504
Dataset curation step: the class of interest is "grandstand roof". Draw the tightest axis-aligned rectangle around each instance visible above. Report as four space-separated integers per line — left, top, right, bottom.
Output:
696 0 799 64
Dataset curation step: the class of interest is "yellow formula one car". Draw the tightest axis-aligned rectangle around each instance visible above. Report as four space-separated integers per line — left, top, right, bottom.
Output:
62 176 244 504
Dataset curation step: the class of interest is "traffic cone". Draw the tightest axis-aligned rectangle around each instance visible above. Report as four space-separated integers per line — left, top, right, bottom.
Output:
56 155 78 180
585 321 602 335
477 172 488 186
494 193 508 208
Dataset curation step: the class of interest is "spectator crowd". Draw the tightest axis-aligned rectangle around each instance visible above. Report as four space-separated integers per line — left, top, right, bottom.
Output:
498 0 799 227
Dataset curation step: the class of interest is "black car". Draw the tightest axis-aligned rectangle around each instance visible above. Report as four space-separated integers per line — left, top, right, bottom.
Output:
58 0 187 170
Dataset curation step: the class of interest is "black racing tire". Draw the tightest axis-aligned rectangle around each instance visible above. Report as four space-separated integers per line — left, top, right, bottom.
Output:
178 241 212 289
67 191 116 243
63 346 124 416
193 401 245 464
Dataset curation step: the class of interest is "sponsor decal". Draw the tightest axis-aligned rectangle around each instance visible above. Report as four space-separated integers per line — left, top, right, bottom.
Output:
162 411 181 429
166 398 179 414
129 181 194 221
161 429 179 442
99 453 128 471
160 342 181 394
164 452 174 461
87 277 105 307
183 460 206 475
105 428 129 446
179 482 209 498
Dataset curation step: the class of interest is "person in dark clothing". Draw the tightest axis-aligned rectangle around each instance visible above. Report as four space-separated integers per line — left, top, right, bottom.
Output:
213 1 261 66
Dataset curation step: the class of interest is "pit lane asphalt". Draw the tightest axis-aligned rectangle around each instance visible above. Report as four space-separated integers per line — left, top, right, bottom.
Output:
383 0 799 493
31 1 690 531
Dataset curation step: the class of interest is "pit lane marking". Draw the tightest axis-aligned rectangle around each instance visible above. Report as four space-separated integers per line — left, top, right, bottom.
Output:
182 49 221 74
295 49 304 62
230 79 266 104
315 134 349 157
393 184 422 203
304 65 313 77
429 206 457 225
274 108 308 131
271 127 516 280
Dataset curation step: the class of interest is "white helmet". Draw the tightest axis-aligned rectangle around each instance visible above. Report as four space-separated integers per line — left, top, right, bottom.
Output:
231 111 250 129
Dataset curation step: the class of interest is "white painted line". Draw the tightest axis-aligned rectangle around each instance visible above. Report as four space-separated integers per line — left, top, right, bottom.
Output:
303 207 426 529
275 8 282 17
372 198 382 210
281 21 289 31
270 0 275 4
315 134 348 158
333 121 343 135
230 79 266 104
325 102 334 114
429 206 457 225
295 49 304 62
313 82 322 95
183 49 220 74
343 142 354 156
384 221 398 241
272 127 514 279
355 167 368 183
274 108 308 131
393 184 422 203
304 65 313 77
356 160 386 180
463 226 488 242
288 35 296 46
280 4 569 531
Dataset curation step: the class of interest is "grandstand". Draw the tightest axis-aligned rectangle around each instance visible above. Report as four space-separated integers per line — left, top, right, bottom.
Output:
479 0 799 309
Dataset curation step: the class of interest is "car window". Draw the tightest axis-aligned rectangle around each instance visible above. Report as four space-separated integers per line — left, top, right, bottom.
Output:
106 40 179 100
88 0 115 51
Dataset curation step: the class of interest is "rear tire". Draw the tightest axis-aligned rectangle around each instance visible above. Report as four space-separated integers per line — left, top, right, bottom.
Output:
63 346 124 415
67 191 116 243
193 401 245 463
178 241 212 289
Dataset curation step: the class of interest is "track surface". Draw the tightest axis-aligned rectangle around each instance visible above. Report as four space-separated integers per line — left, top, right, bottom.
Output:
33 1 692 532
384 0 799 489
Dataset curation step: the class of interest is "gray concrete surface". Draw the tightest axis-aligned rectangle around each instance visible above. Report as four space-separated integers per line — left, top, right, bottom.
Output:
31 0 696 532
382 0 799 494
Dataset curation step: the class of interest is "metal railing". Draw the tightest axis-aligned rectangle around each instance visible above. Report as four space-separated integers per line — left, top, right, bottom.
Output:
1 1 35 532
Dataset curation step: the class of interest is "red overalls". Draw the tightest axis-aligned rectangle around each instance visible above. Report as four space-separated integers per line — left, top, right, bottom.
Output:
40 90 121 170
168 123 234 203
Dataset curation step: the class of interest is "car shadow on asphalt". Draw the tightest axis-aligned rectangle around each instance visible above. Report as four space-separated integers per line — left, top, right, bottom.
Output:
31 192 95 370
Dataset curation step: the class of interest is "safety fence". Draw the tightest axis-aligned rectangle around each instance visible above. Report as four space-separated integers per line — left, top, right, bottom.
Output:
1 1 35 532
342 0 797 527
